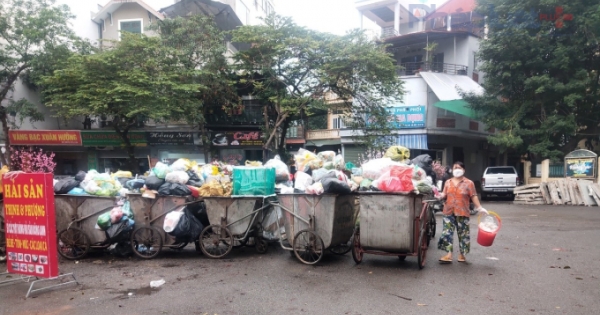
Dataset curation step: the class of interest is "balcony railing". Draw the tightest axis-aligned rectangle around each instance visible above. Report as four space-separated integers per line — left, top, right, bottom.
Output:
306 129 340 140
286 126 304 138
381 26 399 39
397 62 468 76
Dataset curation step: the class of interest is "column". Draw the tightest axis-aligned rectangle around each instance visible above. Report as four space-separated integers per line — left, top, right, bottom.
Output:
541 159 550 182
394 2 401 35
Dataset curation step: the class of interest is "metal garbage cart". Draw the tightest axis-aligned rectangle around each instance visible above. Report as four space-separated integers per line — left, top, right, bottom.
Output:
199 196 274 258
271 194 358 265
352 192 433 269
126 194 190 259
54 195 124 260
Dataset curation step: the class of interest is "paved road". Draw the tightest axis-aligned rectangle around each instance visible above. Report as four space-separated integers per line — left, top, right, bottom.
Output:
1 201 600 315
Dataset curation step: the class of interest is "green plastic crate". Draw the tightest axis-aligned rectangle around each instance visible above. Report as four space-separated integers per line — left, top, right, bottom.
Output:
232 166 276 196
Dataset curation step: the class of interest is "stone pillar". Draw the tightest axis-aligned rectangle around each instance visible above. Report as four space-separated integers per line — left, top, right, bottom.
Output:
394 2 401 35
524 161 531 185
541 159 550 183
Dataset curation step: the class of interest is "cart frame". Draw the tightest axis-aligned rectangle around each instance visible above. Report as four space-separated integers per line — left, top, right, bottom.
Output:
269 193 358 265
199 195 275 259
352 192 434 269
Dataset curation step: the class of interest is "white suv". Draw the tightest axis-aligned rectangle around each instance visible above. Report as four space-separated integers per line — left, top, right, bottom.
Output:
481 166 520 200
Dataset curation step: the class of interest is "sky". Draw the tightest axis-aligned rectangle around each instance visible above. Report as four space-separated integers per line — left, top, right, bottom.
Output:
56 0 450 37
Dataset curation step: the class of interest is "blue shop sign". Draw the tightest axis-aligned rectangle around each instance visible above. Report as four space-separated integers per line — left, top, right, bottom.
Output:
387 105 426 128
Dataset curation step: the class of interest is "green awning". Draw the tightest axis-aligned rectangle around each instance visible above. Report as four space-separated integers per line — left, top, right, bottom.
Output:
433 99 477 119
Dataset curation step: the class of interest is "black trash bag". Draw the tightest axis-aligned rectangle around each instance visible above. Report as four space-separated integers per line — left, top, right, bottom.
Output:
321 177 351 194
125 179 145 190
54 178 80 194
187 180 203 187
411 154 436 182
105 218 133 242
110 241 133 257
75 171 87 182
168 208 204 241
187 170 201 182
158 182 192 196
187 201 210 227
117 177 133 187
145 176 165 190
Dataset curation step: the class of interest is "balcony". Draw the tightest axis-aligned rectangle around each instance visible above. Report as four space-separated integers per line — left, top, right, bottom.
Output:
397 62 468 76
286 126 304 138
381 26 399 39
306 129 340 140
205 105 265 126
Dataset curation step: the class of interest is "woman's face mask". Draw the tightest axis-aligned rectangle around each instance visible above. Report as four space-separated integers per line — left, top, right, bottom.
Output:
452 169 465 178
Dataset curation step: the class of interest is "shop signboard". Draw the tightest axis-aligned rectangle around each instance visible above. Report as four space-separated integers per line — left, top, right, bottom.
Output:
146 132 195 145
9 130 82 146
81 131 147 147
2 173 58 278
387 105 426 129
211 131 263 146
565 157 596 178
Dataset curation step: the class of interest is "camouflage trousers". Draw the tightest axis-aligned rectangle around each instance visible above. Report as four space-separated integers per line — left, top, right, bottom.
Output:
437 215 470 254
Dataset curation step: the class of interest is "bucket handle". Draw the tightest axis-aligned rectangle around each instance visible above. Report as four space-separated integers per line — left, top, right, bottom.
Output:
478 210 502 232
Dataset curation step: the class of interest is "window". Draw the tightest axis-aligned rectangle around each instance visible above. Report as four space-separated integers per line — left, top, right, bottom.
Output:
119 19 143 39
332 117 346 129
473 52 479 71
235 0 249 24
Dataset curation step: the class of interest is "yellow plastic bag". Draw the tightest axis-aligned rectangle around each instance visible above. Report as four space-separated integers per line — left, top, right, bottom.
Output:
245 160 263 167
384 146 410 161
0 165 9 193
112 170 133 179
199 181 225 197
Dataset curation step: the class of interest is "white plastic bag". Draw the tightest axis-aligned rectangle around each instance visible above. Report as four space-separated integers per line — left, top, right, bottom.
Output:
317 151 336 162
265 155 290 181
333 154 345 170
165 171 190 185
163 209 184 233
293 171 313 191
361 158 404 180
81 180 101 194
306 182 324 195
479 215 499 232
295 148 320 172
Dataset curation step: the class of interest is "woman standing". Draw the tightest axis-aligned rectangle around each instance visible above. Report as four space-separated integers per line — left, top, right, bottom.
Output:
437 161 488 263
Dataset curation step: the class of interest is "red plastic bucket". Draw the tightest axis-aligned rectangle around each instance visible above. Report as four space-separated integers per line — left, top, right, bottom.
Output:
477 211 501 247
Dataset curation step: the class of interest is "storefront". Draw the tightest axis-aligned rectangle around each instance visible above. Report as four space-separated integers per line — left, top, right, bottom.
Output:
209 130 264 165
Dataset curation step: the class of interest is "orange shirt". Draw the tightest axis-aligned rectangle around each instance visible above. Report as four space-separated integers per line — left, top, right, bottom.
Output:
443 178 476 217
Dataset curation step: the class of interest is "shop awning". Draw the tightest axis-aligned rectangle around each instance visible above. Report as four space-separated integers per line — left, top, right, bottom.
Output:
419 72 483 119
395 134 428 150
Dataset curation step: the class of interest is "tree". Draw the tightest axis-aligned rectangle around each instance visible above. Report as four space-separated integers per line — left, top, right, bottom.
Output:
0 0 80 166
465 0 600 161
230 15 404 157
43 33 205 173
148 15 239 163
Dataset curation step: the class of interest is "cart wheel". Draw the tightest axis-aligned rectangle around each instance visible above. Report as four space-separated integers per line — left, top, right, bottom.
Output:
57 228 90 260
398 255 407 261
131 226 163 259
255 238 268 254
329 236 353 255
351 228 363 264
428 208 437 245
171 242 188 251
200 224 233 259
417 229 427 270
293 230 324 265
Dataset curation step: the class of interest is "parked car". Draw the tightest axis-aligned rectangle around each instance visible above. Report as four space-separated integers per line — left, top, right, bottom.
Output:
481 166 520 200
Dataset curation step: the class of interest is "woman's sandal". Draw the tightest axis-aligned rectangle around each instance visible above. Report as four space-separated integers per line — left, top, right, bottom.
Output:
457 255 467 263
439 257 452 264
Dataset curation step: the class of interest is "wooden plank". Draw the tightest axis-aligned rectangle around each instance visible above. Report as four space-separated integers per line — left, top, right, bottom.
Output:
514 201 547 205
589 184 600 206
577 180 595 206
514 184 541 191
571 179 585 206
558 179 571 204
514 188 542 195
540 182 552 205
548 181 563 205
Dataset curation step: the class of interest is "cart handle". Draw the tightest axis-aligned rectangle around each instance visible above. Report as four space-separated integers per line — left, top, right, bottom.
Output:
67 205 115 229
148 199 204 225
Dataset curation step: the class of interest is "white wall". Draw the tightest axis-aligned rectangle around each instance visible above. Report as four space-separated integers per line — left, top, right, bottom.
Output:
396 76 428 106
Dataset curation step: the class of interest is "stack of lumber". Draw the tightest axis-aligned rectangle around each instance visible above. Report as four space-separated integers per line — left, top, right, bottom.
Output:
514 184 548 205
513 178 600 206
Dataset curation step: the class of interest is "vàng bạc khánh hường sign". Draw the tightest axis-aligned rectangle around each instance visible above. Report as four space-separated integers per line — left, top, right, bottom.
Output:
2 173 59 278
81 131 147 147
8 130 82 146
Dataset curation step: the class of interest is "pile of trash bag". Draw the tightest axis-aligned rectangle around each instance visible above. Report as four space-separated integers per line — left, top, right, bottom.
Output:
163 206 204 243
96 200 135 240
355 147 436 195
284 149 354 195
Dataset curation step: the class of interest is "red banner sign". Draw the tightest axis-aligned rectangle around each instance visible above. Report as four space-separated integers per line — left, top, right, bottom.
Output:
9 130 82 146
3 173 58 278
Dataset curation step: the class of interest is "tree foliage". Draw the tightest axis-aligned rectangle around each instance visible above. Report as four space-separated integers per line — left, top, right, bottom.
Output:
149 15 239 162
43 33 210 173
0 0 80 165
466 0 600 160
230 15 404 155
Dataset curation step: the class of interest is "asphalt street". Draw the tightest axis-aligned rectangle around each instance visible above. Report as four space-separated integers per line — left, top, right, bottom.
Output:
1 200 599 315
